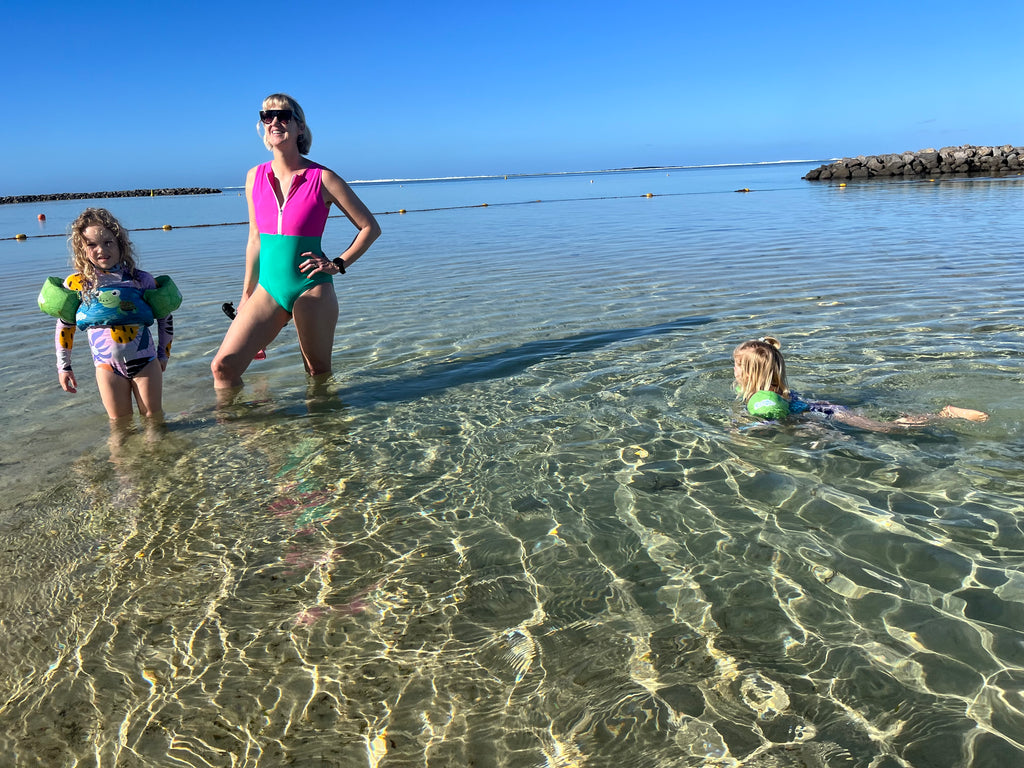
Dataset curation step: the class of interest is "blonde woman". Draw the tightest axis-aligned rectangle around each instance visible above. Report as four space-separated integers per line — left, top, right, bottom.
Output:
212 92 380 391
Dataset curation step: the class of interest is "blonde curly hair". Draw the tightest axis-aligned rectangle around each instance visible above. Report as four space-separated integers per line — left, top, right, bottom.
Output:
68 207 137 289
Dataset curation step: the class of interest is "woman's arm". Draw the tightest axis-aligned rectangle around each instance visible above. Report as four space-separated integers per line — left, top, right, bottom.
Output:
320 168 381 269
240 166 262 305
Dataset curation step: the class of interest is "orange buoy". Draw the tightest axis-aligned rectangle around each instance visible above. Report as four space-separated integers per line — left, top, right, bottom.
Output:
37 213 46 221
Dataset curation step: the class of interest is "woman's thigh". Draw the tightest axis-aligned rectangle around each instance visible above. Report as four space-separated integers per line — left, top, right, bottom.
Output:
291 283 339 374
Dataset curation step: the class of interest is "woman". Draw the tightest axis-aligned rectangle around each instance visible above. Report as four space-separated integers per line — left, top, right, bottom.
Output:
212 93 380 392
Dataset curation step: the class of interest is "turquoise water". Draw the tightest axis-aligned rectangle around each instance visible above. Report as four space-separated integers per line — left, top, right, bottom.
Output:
1 164 1022 767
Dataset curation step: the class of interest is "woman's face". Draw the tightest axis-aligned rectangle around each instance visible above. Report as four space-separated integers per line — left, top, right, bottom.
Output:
261 102 301 148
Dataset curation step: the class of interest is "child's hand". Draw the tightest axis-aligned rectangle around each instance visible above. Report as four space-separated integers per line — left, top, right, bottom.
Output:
159 359 168 372
59 370 77 393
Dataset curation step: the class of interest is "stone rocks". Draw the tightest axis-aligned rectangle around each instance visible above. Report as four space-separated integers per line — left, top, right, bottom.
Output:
803 145 1023 180
0 188 222 205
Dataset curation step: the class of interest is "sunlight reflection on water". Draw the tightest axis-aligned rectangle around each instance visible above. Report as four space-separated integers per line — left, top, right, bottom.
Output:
1 165 1023 766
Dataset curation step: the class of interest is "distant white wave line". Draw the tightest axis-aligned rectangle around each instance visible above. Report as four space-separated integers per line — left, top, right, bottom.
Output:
221 159 824 190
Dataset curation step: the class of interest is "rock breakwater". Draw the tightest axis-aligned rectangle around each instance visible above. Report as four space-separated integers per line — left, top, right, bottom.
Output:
0 187 222 205
803 145 1024 181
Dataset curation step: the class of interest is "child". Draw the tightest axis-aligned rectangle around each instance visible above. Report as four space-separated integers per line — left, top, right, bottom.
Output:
44 208 178 434
732 336 988 431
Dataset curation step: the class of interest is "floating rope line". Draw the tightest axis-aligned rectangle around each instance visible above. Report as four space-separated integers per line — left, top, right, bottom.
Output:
0 190 717 242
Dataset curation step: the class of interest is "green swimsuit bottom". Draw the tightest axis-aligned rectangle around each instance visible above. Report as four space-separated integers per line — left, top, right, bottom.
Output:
257 234 333 313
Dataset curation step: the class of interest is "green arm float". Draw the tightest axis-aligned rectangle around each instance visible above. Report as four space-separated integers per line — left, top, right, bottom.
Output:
746 390 790 420
38 277 80 325
144 275 182 318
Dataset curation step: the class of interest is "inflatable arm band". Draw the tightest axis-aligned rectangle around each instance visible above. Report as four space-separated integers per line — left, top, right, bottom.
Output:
38 277 81 324
746 390 790 420
144 275 182 318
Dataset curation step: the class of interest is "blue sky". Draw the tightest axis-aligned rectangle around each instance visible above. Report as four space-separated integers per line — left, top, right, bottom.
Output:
9 0 1022 195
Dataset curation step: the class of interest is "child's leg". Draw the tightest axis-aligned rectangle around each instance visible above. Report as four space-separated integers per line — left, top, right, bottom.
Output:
130 358 164 419
96 365 138 419
939 405 988 422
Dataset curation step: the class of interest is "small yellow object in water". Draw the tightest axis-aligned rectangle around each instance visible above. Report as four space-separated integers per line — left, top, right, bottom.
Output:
15 233 27 240
838 183 846 187
398 209 406 214
645 193 654 198
162 224 172 230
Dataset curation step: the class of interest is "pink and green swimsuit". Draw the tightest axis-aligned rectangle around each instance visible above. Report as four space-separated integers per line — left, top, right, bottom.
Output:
253 162 333 312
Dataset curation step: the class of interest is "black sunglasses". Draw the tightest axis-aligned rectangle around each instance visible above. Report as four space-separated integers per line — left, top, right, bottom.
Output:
259 109 296 124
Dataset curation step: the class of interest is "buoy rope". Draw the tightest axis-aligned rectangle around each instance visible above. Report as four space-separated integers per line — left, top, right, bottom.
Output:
0 189 729 241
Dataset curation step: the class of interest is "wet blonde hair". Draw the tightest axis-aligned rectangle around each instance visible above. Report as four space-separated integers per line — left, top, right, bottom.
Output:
733 336 789 403
68 207 137 288
260 92 312 155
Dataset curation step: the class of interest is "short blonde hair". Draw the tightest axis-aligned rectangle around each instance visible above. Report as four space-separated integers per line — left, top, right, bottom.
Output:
68 207 137 289
260 93 312 155
733 336 789 403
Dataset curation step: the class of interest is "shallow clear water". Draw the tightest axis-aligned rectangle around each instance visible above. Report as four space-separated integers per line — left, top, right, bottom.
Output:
1 164 1023 767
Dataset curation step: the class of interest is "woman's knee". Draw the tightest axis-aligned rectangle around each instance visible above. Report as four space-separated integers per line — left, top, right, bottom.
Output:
211 351 241 382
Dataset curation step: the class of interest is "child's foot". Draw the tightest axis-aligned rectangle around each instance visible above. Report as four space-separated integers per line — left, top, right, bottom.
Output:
939 405 989 422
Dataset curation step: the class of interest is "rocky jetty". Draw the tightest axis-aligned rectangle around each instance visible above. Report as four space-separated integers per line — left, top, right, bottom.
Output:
803 145 1024 181
0 187 221 205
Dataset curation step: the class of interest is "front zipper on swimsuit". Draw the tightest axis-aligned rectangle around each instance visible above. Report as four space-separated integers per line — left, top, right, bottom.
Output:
273 171 305 234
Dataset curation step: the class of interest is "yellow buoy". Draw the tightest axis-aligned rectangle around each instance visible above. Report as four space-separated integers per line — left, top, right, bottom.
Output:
398 209 406 214
162 224 172 230
838 183 846 187
481 203 488 207
645 193 654 198
15 233 27 240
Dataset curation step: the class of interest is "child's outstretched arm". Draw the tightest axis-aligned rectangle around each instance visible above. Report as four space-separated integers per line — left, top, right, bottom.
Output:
55 320 77 393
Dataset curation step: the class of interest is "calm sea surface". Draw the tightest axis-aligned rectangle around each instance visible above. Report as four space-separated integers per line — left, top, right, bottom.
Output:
1 163 1023 767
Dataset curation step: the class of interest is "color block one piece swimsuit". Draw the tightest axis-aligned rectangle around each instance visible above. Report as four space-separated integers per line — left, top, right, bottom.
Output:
252 162 333 312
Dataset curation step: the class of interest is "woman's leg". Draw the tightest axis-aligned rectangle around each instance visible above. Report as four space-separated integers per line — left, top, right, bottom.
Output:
212 287 291 388
292 283 339 377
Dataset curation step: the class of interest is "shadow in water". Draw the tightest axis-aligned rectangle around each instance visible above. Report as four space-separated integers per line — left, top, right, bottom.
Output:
338 315 713 407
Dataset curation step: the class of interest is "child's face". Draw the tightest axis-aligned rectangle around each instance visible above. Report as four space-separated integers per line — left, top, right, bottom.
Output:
81 225 121 271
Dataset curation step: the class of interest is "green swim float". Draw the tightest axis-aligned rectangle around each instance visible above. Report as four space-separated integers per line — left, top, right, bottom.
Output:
37 276 81 324
144 275 182 318
38 274 181 324
746 390 790 420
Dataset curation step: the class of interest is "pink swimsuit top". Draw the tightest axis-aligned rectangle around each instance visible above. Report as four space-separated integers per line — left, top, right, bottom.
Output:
252 162 330 237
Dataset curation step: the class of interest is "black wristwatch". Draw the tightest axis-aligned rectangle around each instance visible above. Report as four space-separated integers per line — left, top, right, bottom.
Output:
332 257 346 274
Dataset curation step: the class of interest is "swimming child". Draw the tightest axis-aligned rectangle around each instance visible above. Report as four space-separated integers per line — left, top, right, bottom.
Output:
46 208 177 435
732 336 988 431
